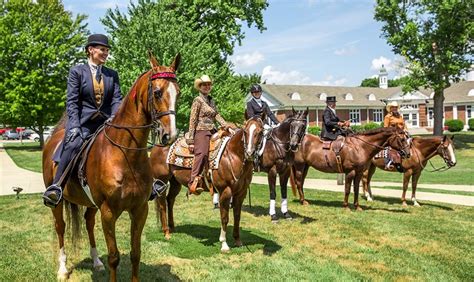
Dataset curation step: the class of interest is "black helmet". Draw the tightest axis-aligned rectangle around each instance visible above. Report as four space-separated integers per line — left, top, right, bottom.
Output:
250 84 262 93
85 34 111 50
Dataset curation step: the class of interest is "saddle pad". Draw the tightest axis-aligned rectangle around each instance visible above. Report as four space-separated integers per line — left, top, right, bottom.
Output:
167 136 231 169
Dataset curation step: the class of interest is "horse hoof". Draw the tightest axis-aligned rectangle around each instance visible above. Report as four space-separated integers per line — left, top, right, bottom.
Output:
94 262 105 271
367 197 373 202
221 242 231 253
57 271 69 281
355 206 363 212
402 202 408 207
235 240 243 248
414 202 421 207
165 233 171 240
301 200 309 206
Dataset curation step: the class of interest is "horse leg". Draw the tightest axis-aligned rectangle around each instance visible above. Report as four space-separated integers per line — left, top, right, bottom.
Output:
84 208 105 271
129 203 148 282
167 177 181 233
363 164 376 201
353 172 363 211
232 194 244 247
401 171 412 207
155 192 170 240
293 164 309 205
279 168 292 218
100 203 120 282
343 171 355 210
411 172 422 207
219 186 232 252
52 202 69 280
267 167 278 221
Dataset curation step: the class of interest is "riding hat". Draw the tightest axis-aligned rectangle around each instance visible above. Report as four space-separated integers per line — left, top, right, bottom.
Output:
250 84 262 93
386 101 399 112
85 34 111 50
326 96 337 103
194 75 212 90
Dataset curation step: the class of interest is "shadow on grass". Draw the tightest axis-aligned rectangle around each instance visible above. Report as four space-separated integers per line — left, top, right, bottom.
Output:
242 204 317 224
174 224 282 256
297 197 411 213
368 195 454 211
75 255 180 281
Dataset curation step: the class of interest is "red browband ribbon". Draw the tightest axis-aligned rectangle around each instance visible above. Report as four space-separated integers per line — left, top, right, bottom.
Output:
151 72 176 80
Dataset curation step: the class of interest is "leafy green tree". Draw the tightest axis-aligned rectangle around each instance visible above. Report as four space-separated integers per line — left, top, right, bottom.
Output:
375 0 473 135
102 0 267 130
0 0 87 146
360 77 379 87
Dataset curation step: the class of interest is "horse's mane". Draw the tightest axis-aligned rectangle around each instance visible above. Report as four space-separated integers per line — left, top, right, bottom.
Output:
353 127 395 136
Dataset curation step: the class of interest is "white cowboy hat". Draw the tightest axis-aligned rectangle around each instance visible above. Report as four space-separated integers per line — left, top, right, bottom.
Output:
386 101 399 112
194 75 212 90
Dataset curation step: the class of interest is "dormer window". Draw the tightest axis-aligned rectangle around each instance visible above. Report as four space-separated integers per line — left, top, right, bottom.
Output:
368 93 376 101
289 92 301 100
345 93 353 100
319 93 327 101
468 89 474 97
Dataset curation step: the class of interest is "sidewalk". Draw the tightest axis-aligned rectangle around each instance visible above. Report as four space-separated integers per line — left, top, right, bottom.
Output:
252 176 474 207
0 143 45 196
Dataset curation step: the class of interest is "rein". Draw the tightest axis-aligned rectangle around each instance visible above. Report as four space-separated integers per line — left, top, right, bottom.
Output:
104 71 177 150
415 140 454 172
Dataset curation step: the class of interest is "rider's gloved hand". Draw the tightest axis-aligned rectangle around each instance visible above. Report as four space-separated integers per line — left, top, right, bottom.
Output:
66 127 81 143
272 123 280 128
106 115 115 124
263 124 272 130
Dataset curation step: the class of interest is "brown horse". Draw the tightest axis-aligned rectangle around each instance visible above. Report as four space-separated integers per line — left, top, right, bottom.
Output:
42 53 181 281
290 127 410 210
150 117 264 252
257 109 308 221
362 135 456 206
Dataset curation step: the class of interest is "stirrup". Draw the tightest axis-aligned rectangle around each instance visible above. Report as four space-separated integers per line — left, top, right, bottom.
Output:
189 177 204 195
42 184 63 208
149 179 168 201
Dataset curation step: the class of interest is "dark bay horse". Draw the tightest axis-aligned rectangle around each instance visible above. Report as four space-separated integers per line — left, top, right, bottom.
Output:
290 127 410 210
150 117 264 252
258 109 308 221
42 53 181 281
362 135 456 206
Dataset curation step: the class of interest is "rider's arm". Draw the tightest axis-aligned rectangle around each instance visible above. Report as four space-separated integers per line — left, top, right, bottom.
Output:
383 114 390 127
246 101 255 119
186 98 201 145
110 69 123 116
265 103 280 125
215 112 228 128
66 66 81 129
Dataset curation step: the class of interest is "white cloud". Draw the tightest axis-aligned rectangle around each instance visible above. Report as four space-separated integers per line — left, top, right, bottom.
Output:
334 45 357 56
261 66 347 86
231 51 264 68
371 56 393 71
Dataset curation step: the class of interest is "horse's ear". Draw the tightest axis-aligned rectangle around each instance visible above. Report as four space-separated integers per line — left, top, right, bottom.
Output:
148 50 160 68
170 53 181 72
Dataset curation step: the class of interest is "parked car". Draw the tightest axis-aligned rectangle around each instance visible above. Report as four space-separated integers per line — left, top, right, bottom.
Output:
30 130 52 142
3 130 20 140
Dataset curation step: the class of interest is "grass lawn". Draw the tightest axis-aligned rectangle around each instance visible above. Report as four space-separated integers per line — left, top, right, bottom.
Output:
0 185 473 281
2 142 42 173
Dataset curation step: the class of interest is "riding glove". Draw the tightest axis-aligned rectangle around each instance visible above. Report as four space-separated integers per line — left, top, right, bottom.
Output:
66 127 81 143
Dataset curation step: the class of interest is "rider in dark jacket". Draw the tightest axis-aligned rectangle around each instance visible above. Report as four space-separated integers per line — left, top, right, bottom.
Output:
246 84 279 125
320 96 349 141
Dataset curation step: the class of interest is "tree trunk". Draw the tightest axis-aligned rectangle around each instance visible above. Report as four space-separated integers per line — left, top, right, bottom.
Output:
38 125 44 148
432 89 445 136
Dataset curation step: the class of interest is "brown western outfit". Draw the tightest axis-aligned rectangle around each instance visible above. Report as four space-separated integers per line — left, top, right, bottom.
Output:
187 94 227 186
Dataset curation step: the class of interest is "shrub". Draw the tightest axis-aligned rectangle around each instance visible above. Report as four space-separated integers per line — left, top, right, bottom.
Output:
363 122 381 131
308 125 321 135
351 125 364 133
469 118 474 131
444 119 464 132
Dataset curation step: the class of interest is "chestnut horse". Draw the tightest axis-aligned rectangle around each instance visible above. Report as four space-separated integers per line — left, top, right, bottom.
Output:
290 127 410 210
150 117 264 252
42 53 181 281
258 109 308 220
362 135 456 206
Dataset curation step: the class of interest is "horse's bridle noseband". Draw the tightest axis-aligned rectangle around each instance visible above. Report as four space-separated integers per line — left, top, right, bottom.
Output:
288 117 307 152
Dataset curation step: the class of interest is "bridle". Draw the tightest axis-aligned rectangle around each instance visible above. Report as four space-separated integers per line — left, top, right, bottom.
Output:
268 116 307 154
104 70 178 150
350 130 410 157
420 138 456 172
242 118 264 161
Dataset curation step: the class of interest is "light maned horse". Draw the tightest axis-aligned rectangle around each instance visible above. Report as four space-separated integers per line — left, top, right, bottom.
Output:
290 127 410 210
258 109 308 219
150 117 264 252
362 135 456 206
42 53 181 281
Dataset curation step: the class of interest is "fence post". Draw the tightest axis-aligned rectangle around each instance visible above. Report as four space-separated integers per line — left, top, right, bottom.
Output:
337 173 344 185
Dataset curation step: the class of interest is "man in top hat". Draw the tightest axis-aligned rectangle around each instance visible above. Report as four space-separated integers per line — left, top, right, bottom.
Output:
320 96 350 141
246 84 280 125
42 34 123 208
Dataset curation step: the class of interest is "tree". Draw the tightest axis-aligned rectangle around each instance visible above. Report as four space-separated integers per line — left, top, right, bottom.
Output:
102 0 267 130
359 76 408 87
0 0 87 146
375 0 473 135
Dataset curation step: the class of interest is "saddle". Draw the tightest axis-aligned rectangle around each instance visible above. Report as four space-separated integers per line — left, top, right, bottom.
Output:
167 129 232 170
375 147 404 172
322 136 345 173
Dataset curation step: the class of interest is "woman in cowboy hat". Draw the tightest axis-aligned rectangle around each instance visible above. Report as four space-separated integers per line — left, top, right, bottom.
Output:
186 75 229 195
384 101 406 130
42 34 123 208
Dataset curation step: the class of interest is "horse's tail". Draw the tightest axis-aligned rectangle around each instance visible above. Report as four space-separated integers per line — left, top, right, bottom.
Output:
290 166 297 197
64 200 82 252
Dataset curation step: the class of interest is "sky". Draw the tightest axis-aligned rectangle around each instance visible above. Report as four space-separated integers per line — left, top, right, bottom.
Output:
63 0 404 87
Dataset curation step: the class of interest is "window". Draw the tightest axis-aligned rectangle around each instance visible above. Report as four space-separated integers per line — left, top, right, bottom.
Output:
428 107 434 120
319 93 327 101
345 93 353 100
349 109 360 124
290 92 301 100
412 113 418 126
373 109 383 123
368 94 376 101
467 105 472 119
468 89 474 97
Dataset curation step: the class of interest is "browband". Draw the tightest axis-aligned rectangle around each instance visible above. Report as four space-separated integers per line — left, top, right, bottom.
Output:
151 72 176 80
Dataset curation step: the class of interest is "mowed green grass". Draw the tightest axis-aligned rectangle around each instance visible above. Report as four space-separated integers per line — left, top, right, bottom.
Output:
0 185 473 281
3 142 43 173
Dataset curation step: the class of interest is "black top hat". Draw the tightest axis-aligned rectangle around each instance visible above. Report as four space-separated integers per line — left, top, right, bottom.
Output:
326 96 337 103
85 34 111 50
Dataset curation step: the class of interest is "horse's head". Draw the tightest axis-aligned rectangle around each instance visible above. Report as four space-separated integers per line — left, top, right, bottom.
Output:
243 117 264 160
386 128 411 158
288 107 308 152
438 135 456 167
145 51 181 145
